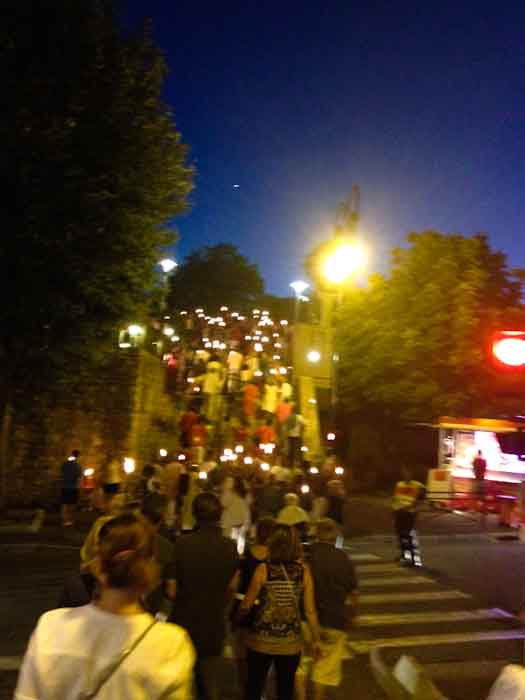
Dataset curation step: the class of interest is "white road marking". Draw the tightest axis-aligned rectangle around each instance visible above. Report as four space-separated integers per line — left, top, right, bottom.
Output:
345 553 380 561
359 575 434 587
356 563 407 574
359 590 471 604
348 628 525 654
355 608 513 627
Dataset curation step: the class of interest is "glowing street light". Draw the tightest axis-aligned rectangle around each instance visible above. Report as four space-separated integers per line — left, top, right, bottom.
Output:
159 448 168 458
123 457 135 474
322 241 366 285
128 324 144 337
307 350 321 364
159 258 177 273
290 280 309 296
163 327 175 337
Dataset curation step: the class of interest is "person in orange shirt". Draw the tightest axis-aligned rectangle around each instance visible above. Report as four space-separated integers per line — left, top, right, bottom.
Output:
190 414 208 464
243 380 260 423
256 418 276 449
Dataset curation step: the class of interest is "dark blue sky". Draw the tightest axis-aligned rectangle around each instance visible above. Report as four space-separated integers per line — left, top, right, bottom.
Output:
126 1 525 295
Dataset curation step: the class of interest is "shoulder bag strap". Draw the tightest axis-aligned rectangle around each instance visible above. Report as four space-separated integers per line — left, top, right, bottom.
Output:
80 619 157 700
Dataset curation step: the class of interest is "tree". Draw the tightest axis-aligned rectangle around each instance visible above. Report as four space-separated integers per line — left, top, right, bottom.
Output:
1 1 193 502
167 244 264 313
336 232 524 479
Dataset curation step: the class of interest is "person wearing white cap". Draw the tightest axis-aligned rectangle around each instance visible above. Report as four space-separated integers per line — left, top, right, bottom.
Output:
277 493 309 540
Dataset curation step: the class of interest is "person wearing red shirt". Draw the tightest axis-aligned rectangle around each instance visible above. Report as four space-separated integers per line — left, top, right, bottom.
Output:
191 415 208 464
256 419 276 448
180 406 198 449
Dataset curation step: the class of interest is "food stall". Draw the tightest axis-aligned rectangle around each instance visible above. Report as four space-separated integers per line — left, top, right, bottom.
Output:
426 417 525 524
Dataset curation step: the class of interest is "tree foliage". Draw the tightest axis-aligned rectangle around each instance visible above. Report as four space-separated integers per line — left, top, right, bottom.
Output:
3 0 193 398
338 232 524 424
167 244 265 313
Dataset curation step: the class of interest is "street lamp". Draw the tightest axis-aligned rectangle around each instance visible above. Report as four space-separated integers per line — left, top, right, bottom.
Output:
159 258 177 273
290 280 309 324
322 241 366 286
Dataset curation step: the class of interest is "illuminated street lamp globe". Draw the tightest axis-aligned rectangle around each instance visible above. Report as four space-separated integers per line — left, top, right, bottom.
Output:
322 242 366 285
159 258 177 273
290 280 309 297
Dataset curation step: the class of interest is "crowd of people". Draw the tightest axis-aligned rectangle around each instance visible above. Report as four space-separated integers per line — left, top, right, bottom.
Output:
17 471 358 700
18 306 360 700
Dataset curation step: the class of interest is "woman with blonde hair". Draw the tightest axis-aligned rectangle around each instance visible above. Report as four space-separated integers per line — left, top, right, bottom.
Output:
16 513 194 700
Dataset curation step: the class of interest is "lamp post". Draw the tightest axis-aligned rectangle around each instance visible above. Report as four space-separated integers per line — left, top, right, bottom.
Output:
158 258 177 311
290 280 309 324
320 240 367 408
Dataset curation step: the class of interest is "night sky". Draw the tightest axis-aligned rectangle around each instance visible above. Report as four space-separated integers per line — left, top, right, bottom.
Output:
126 1 525 295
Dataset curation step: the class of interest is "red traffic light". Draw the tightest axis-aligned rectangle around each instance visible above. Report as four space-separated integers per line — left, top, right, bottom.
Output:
492 331 525 368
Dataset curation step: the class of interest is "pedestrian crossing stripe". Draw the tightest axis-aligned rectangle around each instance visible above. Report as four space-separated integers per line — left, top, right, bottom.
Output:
359 575 434 587
345 553 381 561
354 608 514 627
359 590 471 604
348 628 525 654
356 563 409 574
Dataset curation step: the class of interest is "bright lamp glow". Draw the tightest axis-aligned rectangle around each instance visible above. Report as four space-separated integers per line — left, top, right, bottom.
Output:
307 350 321 363
128 324 144 337
327 432 336 441
290 280 309 296
335 466 344 476
301 484 310 494
123 457 135 474
261 462 270 471
323 242 366 285
163 327 174 337
159 448 168 458
493 337 525 367
159 258 177 273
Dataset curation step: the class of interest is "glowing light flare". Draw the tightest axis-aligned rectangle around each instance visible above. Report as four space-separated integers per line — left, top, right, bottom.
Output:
335 466 344 476
199 471 208 480
254 343 263 352
301 446 309 453
159 448 168 458
159 258 177 273
244 456 254 465
301 484 310 494
327 432 336 441
290 280 309 296
128 324 144 337
235 445 244 454
123 457 135 474
309 467 319 475
322 242 366 285
261 462 270 471
307 350 321 363
163 327 174 337
493 337 525 367
281 320 288 326
279 368 287 375
84 468 94 477
178 454 187 461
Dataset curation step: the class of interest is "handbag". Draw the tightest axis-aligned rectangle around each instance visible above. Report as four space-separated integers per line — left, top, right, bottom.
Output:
79 619 157 700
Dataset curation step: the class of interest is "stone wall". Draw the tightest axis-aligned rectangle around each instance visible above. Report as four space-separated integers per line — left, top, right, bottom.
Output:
5 350 177 506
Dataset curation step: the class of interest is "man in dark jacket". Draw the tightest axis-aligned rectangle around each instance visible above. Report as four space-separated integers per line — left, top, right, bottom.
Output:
167 492 238 700
298 518 358 699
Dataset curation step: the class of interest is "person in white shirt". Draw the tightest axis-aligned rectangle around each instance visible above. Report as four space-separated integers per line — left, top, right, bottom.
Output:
15 513 195 700
203 354 225 422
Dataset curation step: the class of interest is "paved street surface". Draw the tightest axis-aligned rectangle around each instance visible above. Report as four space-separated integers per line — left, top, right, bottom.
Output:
2 499 525 698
